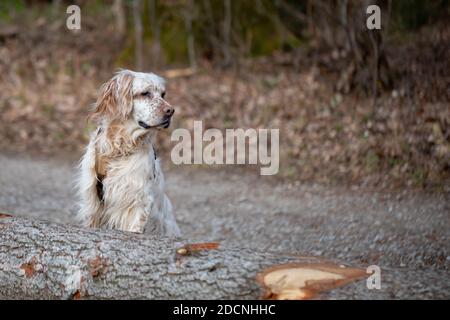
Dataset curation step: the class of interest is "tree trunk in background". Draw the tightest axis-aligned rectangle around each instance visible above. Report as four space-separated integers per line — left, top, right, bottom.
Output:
113 0 126 38
222 0 232 67
133 0 143 70
346 0 392 99
0 216 331 299
52 0 61 17
202 0 220 62
276 0 392 95
149 0 161 68
183 0 197 69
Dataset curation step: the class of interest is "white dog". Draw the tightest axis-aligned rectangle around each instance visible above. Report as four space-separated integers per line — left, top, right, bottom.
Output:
76 70 180 236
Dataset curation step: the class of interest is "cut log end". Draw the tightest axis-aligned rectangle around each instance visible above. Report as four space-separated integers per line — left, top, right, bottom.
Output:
256 263 368 300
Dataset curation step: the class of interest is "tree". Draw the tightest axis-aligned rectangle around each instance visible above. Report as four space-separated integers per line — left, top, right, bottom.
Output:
133 0 143 70
0 215 367 299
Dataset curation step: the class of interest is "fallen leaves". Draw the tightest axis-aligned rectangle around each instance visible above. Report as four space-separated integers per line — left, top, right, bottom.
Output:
0 12 448 189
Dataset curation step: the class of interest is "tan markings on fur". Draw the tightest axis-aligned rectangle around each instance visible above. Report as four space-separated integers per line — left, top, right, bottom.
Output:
100 122 145 158
88 73 134 122
76 70 180 237
95 153 108 177
90 124 148 228
93 123 144 179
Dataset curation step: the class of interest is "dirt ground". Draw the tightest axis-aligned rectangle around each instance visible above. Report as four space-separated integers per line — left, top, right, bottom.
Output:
0 153 448 299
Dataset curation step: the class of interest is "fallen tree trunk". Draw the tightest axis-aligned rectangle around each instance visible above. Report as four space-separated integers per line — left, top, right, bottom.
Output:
0 215 362 299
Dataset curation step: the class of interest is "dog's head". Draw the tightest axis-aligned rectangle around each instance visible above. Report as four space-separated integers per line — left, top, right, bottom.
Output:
89 70 174 131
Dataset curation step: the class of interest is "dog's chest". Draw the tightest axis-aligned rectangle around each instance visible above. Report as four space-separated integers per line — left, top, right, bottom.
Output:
104 150 165 202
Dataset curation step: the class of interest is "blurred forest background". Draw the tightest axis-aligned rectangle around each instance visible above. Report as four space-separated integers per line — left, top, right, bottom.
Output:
0 0 448 189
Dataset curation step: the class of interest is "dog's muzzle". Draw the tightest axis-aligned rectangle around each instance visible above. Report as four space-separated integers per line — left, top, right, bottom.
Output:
138 117 172 129
139 104 174 129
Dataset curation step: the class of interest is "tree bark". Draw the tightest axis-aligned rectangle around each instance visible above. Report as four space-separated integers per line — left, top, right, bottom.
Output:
0 215 329 300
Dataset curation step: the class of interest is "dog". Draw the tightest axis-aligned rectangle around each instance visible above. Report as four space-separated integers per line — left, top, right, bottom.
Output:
75 70 180 236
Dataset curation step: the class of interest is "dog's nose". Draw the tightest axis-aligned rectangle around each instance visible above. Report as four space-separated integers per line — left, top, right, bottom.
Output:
163 106 174 116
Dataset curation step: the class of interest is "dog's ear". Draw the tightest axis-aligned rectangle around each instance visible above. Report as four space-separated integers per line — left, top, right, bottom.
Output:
89 72 134 122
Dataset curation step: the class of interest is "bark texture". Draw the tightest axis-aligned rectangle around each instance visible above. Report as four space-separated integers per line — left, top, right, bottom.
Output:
0 215 326 300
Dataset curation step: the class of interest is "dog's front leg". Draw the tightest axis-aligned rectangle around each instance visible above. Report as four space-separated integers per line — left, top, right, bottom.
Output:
161 195 181 237
129 209 149 233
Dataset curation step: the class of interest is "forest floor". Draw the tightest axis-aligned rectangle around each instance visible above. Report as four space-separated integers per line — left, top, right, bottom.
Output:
0 152 448 299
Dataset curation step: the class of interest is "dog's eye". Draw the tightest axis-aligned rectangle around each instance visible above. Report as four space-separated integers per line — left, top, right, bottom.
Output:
161 92 166 98
141 91 152 98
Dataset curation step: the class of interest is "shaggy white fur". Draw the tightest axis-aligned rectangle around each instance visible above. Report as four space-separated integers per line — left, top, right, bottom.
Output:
76 70 180 236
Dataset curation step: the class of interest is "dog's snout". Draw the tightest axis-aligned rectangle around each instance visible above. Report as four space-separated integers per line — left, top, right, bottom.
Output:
163 106 174 116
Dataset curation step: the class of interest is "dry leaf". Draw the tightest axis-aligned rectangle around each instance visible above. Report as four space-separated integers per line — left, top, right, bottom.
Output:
0 212 13 218
176 242 220 256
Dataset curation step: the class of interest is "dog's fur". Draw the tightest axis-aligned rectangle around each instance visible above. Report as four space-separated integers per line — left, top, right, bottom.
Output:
76 70 180 236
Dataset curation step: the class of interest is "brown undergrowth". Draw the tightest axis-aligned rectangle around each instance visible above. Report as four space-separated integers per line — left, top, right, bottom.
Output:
0 14 448 190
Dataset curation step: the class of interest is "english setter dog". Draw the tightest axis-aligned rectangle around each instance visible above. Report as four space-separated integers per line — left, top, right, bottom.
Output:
76 70 180 236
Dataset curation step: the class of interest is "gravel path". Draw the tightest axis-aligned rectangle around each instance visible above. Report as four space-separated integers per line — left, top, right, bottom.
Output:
0 153 448 299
